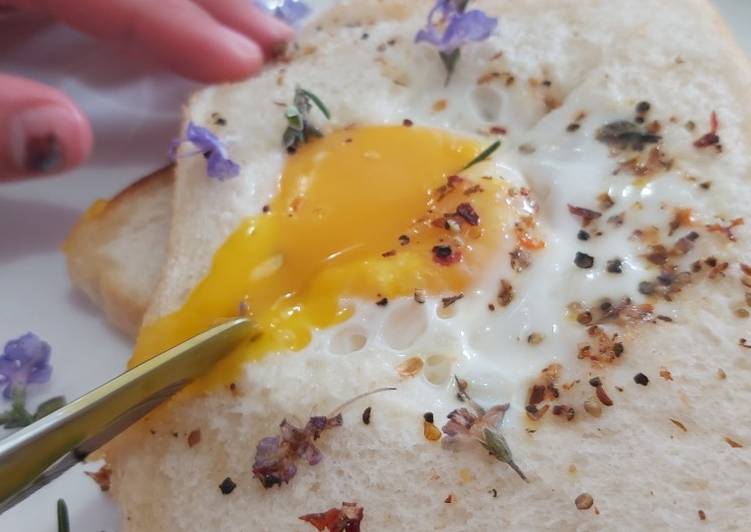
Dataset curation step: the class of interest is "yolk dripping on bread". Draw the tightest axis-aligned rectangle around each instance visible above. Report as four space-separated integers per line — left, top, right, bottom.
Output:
131 125 512 388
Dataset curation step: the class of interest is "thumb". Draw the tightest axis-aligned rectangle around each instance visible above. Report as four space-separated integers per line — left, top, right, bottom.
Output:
0 74 92 181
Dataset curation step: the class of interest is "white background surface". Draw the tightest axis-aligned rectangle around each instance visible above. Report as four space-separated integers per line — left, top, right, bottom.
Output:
0 1 749 530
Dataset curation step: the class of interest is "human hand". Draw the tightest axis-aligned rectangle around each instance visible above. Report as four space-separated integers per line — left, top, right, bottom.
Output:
0 0 295 181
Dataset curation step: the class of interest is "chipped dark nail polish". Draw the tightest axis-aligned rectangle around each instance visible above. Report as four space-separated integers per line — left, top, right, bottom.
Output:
24 134 63 173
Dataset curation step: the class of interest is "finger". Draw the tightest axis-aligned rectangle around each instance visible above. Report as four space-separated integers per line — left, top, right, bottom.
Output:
8 0 266 82
192 0 294 53
0 74 92 181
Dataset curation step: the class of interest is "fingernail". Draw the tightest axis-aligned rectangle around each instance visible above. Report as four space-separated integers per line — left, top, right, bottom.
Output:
9 104 72 173
223 29 264 59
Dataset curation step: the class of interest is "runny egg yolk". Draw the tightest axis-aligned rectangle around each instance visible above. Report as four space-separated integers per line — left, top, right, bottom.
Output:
130 125 513 387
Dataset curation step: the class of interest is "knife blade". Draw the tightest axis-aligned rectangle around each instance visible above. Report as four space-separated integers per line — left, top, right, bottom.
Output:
0 317 257 513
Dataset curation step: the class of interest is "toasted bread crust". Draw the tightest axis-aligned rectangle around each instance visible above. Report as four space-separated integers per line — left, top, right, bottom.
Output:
64 166 174 336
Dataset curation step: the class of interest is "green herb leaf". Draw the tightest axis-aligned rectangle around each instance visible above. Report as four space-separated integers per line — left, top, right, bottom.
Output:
463 140 501 170
1 389 33 429
285 106 304 131
33 396 66 421
0 392 67 429
283 128 304 152
300 89 331 119
480 428 528 482
282 87 331 153
57 499 70 532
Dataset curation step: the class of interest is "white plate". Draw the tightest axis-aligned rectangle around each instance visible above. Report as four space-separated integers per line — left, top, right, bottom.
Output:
1 1 750 530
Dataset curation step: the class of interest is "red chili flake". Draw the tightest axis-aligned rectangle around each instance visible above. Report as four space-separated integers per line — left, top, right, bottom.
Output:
188 429 202 448
490 126 507 135
262 204 270 213
740 338 751 349
381 249 396 258
567 204 602 227
597 193 615 210
464 184 483 196
644 245 669 266
442 294 464 308
432 175 463 201
444 494 454 504
705 258 729 279
595 385 613 406
455 202 480 225
673 231 700 256
85 464 112 492
694 111 720 148
668 208 693 236
432 244 461 266
725 436 744 448
528 384 546 405
698 510 707 521
498 280 514 307
525 404 550 421
552 404 575 421
447 174 464 187
299 502 364 532
659 367 673 381
707 218 744 241
670 418 688 432
362 407 372 425
402 119 413 127
375 297 389 306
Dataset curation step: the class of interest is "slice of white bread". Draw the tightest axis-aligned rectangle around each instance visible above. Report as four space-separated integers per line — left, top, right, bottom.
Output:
64 166 173 337
85 0 751 530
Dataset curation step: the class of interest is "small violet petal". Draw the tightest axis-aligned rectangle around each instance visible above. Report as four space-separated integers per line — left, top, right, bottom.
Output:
170 122 240 181
207 151 241 181
415 0 497 52
255 0 311 26
0 333 53 399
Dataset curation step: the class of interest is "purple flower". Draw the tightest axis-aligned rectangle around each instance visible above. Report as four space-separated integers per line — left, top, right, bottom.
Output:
415 0 497 83
0 333 52 399
169 122 240 181
255 0 311 26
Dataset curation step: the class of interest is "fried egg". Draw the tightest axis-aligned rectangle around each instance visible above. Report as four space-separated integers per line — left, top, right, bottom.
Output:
109 1 751 530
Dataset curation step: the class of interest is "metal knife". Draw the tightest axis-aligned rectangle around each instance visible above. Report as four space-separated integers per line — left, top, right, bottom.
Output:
0 317 257 513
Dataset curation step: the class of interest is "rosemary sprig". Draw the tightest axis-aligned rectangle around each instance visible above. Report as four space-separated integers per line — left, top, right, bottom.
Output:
57 499 70 532
282 87 331 153
463 140 501 170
